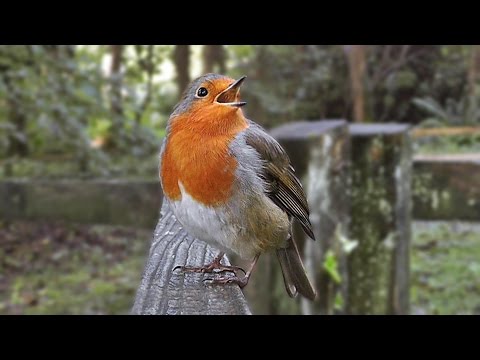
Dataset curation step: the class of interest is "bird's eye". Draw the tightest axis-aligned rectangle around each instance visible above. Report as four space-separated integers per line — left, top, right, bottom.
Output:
197 87 208 97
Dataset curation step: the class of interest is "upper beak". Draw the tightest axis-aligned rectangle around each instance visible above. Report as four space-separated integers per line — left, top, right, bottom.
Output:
216 76 247 107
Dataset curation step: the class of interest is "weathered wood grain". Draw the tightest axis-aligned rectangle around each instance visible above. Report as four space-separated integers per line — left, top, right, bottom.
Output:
132 200 251 315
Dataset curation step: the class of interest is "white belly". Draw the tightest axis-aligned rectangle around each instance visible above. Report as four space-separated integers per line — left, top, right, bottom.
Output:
167 181 290 259
169 182 243 256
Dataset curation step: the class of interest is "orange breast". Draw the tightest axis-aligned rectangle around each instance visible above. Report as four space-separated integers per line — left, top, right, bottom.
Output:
161 108 248 207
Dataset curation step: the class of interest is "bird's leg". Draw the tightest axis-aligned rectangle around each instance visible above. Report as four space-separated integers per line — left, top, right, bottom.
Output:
205 255 260 289
173 252 246 275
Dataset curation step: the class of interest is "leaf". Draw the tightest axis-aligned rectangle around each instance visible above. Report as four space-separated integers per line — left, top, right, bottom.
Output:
412 97 449 121
323 250 342 284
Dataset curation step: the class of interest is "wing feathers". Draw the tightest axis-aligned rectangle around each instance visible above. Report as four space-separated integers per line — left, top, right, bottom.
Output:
244 122 315 241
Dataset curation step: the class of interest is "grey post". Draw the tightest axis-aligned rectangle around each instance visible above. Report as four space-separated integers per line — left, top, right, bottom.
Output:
132 200 251 315
272 120 351 315
347 124 412 315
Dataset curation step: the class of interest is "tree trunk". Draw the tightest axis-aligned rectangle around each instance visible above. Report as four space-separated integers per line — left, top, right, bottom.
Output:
244 46 269 127
467 45 480 124
173 45 190 98
1 66 28 157
202 45 226 74
110 45 124 118
345 45 367 123
107 45 125 149
135 45 155 124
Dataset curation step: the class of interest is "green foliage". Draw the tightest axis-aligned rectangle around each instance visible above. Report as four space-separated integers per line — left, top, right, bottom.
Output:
414 133 480 155
411 222 480 315
413 96 480 126
412 46 480 126
334 292 344 311
0 46 102 157
365 45 441 123
109 45 175 154
323 250 342 284
0 45 172 169
230 45 480 128
232 45 349 127
2 45 480 177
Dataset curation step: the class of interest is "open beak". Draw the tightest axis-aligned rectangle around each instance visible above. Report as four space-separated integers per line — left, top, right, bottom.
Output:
215 76 247 107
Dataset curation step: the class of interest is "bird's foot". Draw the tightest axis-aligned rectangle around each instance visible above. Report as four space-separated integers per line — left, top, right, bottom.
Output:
173 252 246 275
203 255 258 289
174 264 246 275
203 274 251 289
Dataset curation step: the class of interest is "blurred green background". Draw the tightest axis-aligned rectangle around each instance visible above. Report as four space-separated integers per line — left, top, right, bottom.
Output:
1 45 480 314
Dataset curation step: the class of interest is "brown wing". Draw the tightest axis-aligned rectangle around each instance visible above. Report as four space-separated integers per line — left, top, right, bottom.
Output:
244 122 315 240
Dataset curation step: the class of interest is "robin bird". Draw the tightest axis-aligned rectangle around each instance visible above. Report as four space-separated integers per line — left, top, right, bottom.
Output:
160 73 316 300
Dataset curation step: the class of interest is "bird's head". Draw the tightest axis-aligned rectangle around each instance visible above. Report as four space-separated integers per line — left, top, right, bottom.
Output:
169 74 247 133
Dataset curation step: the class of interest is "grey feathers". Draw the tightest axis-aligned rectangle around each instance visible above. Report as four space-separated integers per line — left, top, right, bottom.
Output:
242 121 315 241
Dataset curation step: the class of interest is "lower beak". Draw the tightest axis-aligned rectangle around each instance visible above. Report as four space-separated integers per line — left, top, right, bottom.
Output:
216 76 247 107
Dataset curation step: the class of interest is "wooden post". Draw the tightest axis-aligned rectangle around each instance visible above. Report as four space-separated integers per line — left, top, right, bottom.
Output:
347 124 412 315
0 179 162 229
240 120 350 315
413 154 480 221
132 200 251 315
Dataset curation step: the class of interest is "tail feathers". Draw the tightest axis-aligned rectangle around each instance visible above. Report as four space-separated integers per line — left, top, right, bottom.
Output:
276 236 316 301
